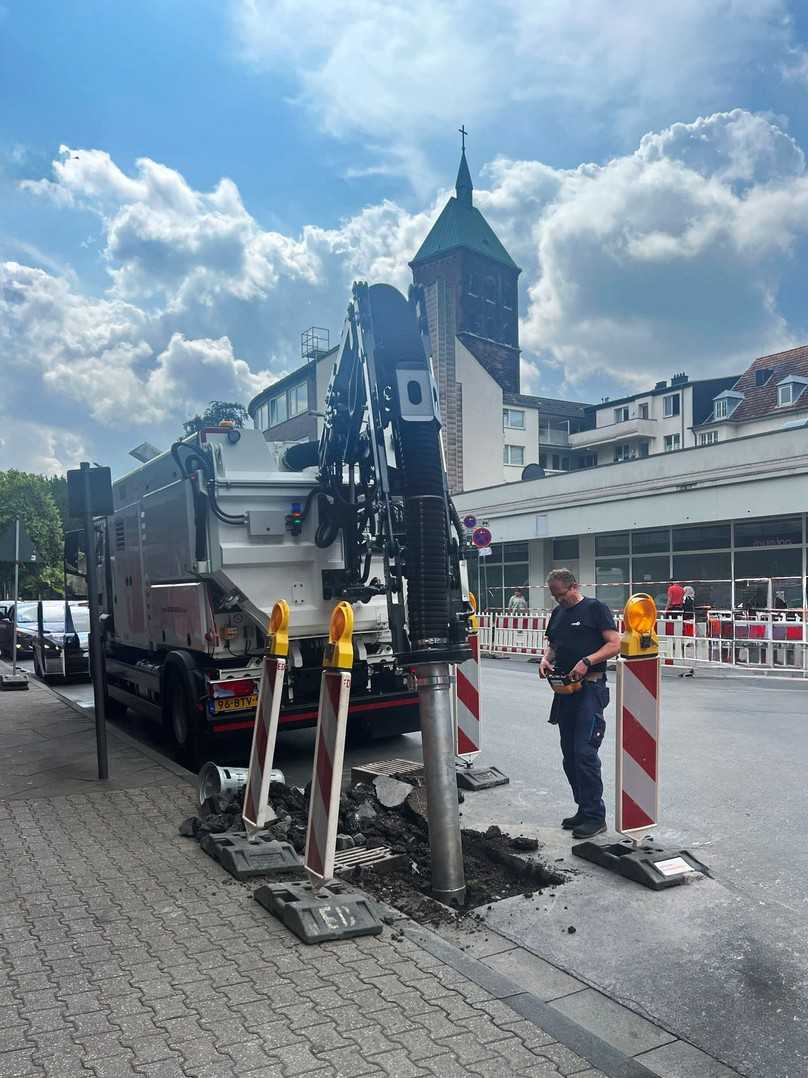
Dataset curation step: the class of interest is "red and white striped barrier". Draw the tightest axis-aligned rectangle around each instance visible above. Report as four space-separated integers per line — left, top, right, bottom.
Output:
305 669 351 888
615 654 660 835
304 602 354 889
242 653 286 836
455 633 481 761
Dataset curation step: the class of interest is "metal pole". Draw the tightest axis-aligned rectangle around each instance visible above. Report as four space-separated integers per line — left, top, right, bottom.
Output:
11 518 19 676
415 661 466 906
82 462 109 780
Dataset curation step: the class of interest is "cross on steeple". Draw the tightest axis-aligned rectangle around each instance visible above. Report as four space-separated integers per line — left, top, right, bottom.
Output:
458 125 468 152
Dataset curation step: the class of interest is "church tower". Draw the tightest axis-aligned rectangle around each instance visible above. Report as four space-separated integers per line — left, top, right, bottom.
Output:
410 138 521 492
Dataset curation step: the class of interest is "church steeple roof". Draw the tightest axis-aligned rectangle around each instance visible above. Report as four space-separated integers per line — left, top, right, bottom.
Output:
455 148 473 206
410 143 520 272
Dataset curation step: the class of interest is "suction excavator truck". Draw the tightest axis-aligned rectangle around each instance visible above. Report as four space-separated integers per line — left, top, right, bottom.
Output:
100 283 473 789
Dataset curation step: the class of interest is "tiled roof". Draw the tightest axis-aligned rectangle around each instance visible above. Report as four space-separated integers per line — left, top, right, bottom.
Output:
410 196 520 271
503 392 593 418
707 345 808 424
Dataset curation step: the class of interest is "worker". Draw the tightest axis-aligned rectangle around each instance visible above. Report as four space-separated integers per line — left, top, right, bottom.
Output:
507 587 528 614
539 568 621 839
666 580 684 613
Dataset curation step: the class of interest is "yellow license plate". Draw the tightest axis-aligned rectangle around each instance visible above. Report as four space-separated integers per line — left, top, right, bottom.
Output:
214 694 258 714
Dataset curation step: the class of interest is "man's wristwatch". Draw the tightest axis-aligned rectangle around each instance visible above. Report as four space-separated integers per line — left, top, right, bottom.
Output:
582 657 593 670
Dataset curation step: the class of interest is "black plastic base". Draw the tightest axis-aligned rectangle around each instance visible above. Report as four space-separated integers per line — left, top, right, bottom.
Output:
200 831 304 881
254 879 383 943
572 837 709 890
0 673 29 690
456 765 510 791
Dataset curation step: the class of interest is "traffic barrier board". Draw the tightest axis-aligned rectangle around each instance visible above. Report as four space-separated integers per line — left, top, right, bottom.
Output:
615 653 660 836
455 633 481 761
305 668 351 887
243 654 286 835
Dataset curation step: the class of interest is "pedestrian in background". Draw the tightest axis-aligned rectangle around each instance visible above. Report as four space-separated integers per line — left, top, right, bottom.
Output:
508 587 528 614
539 569 621 838
683 585 695 619
666 580 684 613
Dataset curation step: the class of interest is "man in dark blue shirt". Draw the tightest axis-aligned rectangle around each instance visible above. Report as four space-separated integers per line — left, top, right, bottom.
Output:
540 569 621 838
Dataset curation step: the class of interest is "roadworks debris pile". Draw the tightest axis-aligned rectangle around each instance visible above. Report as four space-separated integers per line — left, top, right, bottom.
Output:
180 775 565 925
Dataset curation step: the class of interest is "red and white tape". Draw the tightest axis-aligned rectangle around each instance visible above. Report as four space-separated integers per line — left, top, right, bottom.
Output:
242 655 286 836
304 669 351 887
615 654 660 835
455 634 481 761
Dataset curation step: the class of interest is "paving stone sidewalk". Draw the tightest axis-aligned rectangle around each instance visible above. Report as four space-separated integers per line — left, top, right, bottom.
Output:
0 678 606 1078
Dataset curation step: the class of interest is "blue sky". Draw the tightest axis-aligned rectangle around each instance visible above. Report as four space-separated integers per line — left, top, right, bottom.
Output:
2 1 808 476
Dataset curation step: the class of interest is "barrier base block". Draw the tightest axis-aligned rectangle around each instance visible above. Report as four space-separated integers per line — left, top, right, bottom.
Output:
1 672 29 690
201 831 304 881
456 764 509 791
254 879 383 944
571 837 709 891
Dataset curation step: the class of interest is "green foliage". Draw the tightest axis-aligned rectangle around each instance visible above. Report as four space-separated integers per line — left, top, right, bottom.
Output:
0 471 65 598
183 400 249 436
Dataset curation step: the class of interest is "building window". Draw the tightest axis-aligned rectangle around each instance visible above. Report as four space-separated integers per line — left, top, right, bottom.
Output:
288 382 308 418
539 453 547 468
552 454 560 470
503 444 525 466
503 281 516 310
714 398 729 419
638 403 649 419
485 316 496 338
734 516 802 547
633 528 669 554
561 456 569 470
698 431 718 445
614 406 629 423
664 434 680 452
614 443 632 463
778 383 794 407
663 394 680 418
553 537 579 561
466 541 529 611
596 532 630 556
269 394 288 427
503 408 525 429
638 441 649 457
484 276 497 302
466 273 480 296
672 523 731 551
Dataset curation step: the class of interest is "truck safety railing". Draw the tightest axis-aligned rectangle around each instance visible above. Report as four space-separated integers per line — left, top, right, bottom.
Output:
478 607 808 678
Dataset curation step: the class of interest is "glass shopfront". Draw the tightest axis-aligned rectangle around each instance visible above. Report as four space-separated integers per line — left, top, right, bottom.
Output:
467 542 530 611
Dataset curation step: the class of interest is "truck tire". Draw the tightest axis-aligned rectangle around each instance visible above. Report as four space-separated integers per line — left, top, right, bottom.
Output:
164 672 201 769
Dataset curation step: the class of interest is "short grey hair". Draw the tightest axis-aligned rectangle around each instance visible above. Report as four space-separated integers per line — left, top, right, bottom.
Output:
546 568 577 588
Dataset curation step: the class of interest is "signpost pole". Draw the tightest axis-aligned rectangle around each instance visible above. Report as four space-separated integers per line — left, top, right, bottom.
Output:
82 462 109 780
11 518 19 677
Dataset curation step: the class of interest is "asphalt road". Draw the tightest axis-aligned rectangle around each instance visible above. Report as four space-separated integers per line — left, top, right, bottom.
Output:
25 653 808 1074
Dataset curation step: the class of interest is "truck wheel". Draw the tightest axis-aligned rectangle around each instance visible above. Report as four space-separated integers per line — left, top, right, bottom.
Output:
165 675 200 769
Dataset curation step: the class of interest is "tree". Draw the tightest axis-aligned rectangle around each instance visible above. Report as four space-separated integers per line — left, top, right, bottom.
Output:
183 401 249 436
0 471 65 598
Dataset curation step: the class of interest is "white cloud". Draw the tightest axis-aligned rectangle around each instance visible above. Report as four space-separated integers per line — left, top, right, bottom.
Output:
10 107 808 472
231 0 797 165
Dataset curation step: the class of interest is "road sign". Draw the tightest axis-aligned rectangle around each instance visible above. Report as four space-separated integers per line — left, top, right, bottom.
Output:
463 515 477 529
478 547 492 557
0 520 36 564
471 526 492 549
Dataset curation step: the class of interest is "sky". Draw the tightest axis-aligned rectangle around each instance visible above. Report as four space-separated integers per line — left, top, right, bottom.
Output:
2 0 808 477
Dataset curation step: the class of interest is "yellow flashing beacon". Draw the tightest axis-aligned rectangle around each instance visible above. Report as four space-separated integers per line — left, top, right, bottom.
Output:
266 599 290 658
621 593 659 659
324 601 354 670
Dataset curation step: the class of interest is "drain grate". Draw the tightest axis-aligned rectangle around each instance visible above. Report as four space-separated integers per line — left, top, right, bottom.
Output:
350 758 424 785
333 845 406 877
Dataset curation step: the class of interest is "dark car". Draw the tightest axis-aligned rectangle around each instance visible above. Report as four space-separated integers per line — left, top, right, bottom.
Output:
30 601 91 680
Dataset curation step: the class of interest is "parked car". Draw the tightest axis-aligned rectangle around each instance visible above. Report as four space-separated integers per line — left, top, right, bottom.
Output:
30 601 91 680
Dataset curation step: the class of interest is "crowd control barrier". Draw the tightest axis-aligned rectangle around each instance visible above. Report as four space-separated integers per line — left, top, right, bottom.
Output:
479 607 808 678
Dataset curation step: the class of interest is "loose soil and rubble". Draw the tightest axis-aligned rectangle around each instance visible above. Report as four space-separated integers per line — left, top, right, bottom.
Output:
180 774 565 926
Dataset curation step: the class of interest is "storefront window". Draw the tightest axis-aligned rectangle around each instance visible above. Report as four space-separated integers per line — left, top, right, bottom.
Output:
595 532 630 556
672 524 731 551
672 552 731 580
552 537 579 561
632 555 670 583
596 557 629 609
466 542 529 610
734 548 802 578
632 529 670 554
734 516 802 547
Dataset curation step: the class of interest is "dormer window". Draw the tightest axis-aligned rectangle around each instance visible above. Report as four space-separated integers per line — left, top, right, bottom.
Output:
776 377 808 407
712 389 744 421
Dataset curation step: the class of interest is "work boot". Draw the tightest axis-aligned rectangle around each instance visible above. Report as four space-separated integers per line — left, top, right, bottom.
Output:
572 819 607 839
562 811 585 830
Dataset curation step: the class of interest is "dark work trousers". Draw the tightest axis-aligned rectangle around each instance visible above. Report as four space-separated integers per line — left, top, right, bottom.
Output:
550 680 610 822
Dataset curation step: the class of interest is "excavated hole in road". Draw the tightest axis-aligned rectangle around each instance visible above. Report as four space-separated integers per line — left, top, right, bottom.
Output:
180 779 565 928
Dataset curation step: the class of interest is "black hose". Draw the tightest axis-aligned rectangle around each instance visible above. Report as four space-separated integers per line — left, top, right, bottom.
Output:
170 440 247 526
